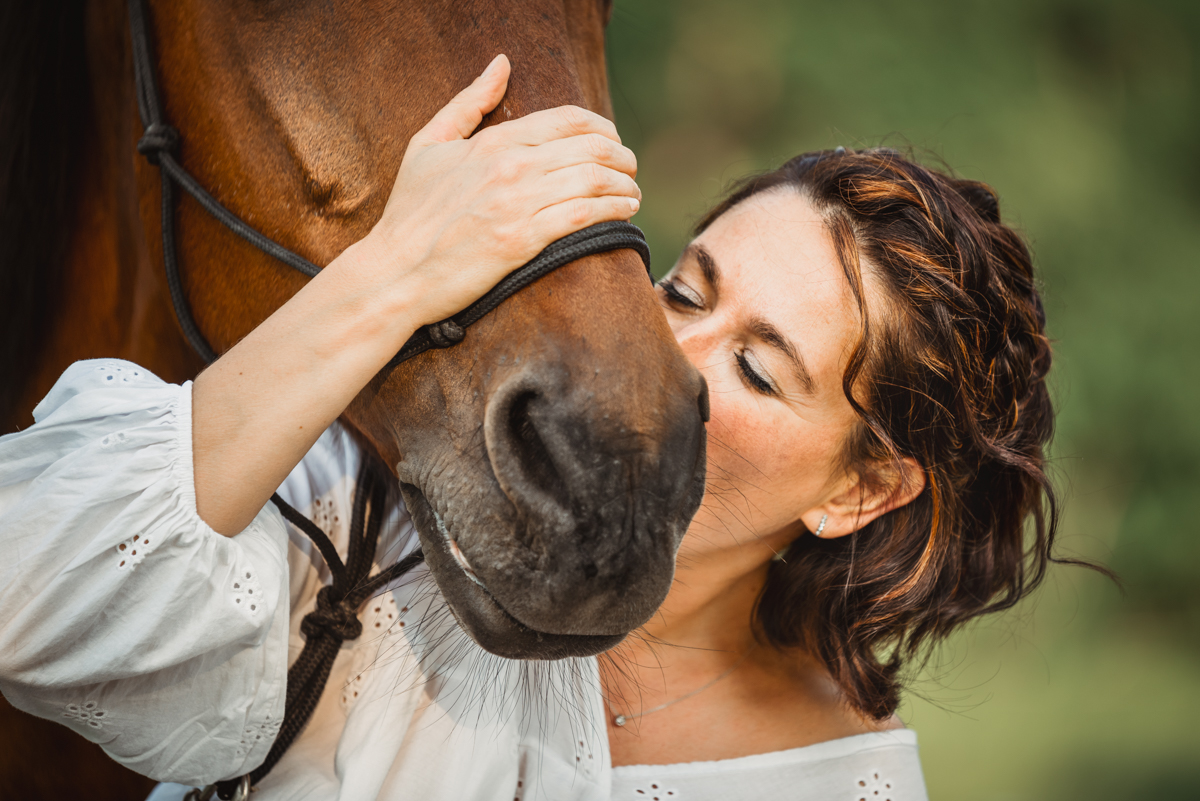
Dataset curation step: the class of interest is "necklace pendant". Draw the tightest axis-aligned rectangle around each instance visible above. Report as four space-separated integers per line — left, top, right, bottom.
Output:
614 714 627 727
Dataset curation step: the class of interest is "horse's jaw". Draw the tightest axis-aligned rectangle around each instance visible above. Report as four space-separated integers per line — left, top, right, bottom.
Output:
400 481 630 660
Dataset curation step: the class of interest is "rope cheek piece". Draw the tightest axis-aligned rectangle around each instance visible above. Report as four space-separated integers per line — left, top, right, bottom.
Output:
126 1 652 799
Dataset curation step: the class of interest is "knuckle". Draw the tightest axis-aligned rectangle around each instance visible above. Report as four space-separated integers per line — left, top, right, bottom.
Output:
586 164 610 193
585 133 611 160
472 127 497 147
492 216 525 249
474 129 509 156
494 225 518 252
559 105 590 132
567 198 592 227
487 156 522 184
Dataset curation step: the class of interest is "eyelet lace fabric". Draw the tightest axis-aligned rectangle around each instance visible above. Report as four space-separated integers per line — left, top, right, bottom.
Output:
63 701 108 729
611 730 926 801
340 594 411 712
574 736 600 780
1 360 291 787
629 781 679 799
855 771 896 801
230 568 264 616
94 363 146 385
235 714 282 759
116 533 152 570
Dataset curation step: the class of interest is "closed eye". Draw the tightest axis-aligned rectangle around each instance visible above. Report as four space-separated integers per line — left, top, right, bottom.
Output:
660 279 703 310
736 351 775 395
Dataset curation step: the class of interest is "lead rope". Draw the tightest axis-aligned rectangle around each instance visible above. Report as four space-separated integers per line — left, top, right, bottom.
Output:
129 0 651 795
184 460 422 801
213 465 424 799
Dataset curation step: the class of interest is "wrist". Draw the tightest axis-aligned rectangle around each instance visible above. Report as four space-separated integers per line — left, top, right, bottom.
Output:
315 235 432 352
337 229 444 327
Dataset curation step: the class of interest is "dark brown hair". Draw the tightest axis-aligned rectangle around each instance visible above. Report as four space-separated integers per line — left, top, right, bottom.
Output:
696 148 1098 720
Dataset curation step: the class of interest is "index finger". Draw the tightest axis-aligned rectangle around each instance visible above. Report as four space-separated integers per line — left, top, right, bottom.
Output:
480 105 620 148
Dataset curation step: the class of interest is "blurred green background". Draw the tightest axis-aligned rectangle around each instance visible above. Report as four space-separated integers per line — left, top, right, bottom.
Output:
605 0 1200 798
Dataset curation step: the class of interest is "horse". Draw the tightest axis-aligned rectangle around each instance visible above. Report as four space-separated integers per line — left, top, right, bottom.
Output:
0 1 709 797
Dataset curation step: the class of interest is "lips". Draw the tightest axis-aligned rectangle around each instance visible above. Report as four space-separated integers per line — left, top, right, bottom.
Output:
433 507 486 588
398 480 627 660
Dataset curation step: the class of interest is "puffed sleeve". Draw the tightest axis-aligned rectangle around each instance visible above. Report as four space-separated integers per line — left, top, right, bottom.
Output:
0 360 289 787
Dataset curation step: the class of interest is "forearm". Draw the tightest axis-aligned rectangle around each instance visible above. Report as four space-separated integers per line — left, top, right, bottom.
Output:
192 237 423 536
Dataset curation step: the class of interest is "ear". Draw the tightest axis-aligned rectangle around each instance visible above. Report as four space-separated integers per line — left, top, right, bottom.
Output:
800 457 925 539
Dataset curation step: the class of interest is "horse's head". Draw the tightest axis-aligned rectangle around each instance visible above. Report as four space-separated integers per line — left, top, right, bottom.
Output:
138 0 706 659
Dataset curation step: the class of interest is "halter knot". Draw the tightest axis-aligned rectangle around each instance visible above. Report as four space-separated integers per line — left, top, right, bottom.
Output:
300 585 363 642
136 123 180 165
427 320 465 348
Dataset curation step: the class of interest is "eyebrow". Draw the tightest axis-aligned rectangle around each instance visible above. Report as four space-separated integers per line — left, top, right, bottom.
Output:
685 243 720 294
685 243 817 396
753 317 817 395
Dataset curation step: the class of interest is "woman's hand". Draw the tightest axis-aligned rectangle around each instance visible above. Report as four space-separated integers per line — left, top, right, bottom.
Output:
352 54 640 328
192 55 640 536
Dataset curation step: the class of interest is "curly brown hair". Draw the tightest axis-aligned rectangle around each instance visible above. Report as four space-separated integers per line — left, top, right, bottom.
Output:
695 148 1100 720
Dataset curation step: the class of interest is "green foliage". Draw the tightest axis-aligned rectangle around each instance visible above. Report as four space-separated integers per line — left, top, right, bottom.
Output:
606 1 1200 797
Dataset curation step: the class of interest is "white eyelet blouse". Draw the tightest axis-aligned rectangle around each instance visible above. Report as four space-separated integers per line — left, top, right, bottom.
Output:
0 360 928 801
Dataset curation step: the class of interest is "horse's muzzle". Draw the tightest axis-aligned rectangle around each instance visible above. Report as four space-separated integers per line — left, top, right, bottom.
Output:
469 364 708 637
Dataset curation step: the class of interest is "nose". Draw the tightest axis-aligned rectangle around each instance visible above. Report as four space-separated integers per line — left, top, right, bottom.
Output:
480 366 707 634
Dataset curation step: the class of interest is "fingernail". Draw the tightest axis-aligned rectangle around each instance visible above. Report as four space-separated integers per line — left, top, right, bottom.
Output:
628 198 640 214
482 55 504 79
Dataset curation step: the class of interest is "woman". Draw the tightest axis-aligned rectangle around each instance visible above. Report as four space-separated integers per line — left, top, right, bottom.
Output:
0 55 1062 801
604 148 1060 799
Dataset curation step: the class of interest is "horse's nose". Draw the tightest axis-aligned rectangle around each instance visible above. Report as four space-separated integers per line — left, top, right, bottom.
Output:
485 376 577 528
482 365 706 588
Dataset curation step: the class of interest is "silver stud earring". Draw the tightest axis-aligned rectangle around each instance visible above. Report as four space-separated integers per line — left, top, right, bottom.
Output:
814 514 829 537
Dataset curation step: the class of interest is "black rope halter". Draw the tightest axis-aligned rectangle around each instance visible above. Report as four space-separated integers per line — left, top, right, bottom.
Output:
127 0 652 798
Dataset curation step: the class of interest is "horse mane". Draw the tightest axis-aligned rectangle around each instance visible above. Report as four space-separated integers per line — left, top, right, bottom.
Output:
0 1 88 425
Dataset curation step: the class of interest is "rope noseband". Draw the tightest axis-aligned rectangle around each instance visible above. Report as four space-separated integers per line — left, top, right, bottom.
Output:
128 2 651 798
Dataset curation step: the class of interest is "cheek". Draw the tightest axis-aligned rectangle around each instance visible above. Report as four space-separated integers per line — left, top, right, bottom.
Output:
703 389 840 511
705 386 849 522
705 393 778 478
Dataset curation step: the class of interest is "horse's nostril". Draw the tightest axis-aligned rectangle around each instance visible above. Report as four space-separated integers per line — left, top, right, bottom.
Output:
698 375 711 423
584 562 598 579
506 390 570 508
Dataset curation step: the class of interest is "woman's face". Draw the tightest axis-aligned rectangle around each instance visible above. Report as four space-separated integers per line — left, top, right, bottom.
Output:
657 189 866 564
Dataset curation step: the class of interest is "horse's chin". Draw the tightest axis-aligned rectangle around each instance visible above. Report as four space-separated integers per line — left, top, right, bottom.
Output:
399 482 628 660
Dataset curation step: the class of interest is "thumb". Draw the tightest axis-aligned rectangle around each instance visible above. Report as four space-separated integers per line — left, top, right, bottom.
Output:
414 55 510 145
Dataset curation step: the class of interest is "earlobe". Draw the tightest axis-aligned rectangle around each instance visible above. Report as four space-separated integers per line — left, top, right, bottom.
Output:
807 457 926 539
802 509 844 539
